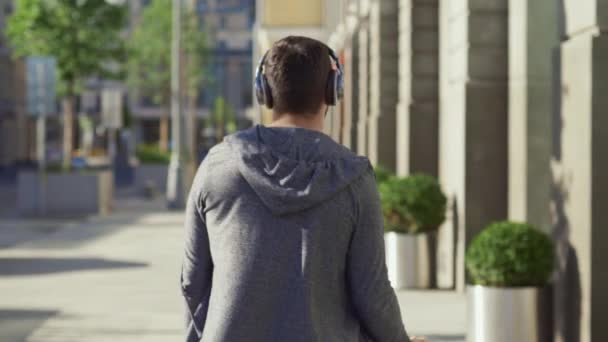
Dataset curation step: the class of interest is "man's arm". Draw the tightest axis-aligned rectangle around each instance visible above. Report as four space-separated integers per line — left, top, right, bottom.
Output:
181 187 213 339
346 169 410 342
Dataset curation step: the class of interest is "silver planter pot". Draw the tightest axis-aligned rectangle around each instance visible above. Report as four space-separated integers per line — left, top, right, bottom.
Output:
384 232 431 289
467 285 553 342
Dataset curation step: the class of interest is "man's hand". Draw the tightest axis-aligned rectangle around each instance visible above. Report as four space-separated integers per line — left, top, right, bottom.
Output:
411 337 427 342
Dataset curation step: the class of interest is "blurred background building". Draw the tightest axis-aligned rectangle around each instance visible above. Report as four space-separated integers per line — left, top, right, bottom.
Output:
0 0 255 170
128 0 254 148
197 0 254 114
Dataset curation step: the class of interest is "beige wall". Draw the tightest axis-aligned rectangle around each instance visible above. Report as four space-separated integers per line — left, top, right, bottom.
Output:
262 0 323 26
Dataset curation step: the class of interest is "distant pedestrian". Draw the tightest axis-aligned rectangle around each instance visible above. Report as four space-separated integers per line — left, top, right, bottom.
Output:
181 36 416 342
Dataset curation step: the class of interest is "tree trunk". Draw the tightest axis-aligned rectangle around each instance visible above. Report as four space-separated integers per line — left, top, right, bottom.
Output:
62 96 75 170
187 94 198 163
159 112 169 152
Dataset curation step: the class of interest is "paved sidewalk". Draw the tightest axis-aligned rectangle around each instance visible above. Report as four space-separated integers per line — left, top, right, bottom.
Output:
397 291 465 342
0 204 185 342
0 201 465 341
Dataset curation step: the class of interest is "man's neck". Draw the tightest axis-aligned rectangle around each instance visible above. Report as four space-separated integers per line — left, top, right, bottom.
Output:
268 112 325 132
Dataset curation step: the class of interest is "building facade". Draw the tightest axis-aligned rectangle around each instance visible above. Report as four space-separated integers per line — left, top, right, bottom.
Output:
129 0 255 147
0 0 28 168
254 0 608 341
197 0 254 115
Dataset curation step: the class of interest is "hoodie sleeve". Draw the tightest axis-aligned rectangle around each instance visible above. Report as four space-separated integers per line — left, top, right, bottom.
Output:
346 169 410 342
181 184 213 340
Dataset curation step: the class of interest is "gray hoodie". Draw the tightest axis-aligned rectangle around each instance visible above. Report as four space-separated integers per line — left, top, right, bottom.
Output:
181 125 410 342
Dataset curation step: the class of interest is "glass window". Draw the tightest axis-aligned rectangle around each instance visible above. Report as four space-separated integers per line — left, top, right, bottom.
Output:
226 13 248 30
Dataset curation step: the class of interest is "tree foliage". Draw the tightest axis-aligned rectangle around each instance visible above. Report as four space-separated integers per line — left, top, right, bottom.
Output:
127 0 211 106
6 0 127 96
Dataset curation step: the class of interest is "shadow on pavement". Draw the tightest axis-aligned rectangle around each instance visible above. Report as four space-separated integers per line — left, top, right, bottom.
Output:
0 210 155 250
0 185 175 250
0 257 147 276
0 308 58 342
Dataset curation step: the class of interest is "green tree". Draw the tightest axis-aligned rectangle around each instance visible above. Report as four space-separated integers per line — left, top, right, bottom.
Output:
7 0 127 169
128 0 210 155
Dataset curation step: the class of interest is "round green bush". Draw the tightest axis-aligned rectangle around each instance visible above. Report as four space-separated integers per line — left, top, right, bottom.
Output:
379 174 447 234
374 165 394 185
466 221 554 287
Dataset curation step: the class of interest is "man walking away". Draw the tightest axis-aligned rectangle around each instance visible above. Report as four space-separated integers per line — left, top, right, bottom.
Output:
181 36 417 342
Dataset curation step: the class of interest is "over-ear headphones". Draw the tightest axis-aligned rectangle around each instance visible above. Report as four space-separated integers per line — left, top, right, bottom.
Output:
254 44 344 109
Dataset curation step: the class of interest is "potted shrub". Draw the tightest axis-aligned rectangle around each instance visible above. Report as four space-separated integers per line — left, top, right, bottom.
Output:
379 174 447 289
465 221 554 342
134 144 170 196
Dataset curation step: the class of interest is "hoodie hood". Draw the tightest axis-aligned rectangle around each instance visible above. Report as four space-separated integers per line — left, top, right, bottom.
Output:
224 125 371 216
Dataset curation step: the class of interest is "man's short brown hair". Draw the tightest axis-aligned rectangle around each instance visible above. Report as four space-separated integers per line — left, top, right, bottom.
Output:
264 36 332 115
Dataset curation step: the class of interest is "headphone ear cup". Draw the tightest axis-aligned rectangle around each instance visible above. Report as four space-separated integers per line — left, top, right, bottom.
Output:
262 75 274 109
326 70 337 106
255 75 265 106
336 72 344 101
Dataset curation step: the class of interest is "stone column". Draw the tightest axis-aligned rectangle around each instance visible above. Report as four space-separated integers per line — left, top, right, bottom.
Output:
553 2 608 341
341 26 360 151
396 0 439 177
437 0 509 290
367 0 399 170
508 0 558 232
356 13 370 157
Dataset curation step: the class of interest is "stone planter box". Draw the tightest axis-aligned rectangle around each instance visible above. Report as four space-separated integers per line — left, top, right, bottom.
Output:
134 164 168 196
384 232 431 289
17 170 113 217
467 285 553 342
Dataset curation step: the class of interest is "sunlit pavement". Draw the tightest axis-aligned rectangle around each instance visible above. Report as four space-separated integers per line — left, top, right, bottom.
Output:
0 197 465 342
0 195 184 342
398 291 465 342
